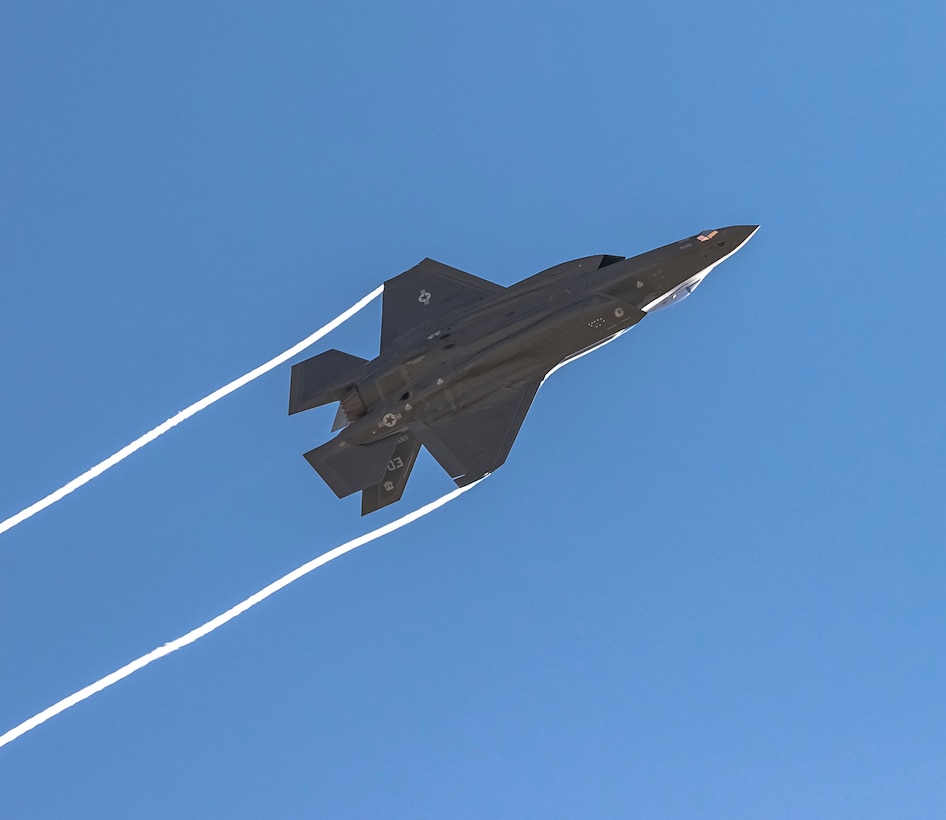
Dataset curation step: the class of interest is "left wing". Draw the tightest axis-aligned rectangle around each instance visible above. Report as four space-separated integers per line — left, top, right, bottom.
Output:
381 259 504 351
414 379 542 486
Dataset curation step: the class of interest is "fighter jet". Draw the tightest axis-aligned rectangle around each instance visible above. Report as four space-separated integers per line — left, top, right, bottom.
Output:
289 225 758 514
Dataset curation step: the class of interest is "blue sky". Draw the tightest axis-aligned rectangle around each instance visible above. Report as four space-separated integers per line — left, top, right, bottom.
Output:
1 1 944 817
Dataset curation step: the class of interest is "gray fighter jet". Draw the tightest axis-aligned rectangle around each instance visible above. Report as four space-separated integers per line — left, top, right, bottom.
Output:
289 225 758 513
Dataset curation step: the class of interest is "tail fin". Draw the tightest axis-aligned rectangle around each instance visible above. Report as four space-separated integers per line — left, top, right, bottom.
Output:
288 349 369 415
360 431 421 515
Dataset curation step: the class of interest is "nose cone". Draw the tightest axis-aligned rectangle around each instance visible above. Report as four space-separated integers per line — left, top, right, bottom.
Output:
727 224 760 250
696 225 759 254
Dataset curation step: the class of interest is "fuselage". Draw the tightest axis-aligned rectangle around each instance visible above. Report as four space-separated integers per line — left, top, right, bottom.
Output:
341 225 758 445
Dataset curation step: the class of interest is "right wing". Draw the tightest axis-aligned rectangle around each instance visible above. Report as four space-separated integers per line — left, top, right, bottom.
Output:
414 379 542 486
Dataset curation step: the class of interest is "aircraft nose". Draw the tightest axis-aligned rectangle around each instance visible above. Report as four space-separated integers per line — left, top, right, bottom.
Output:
728 225 760 248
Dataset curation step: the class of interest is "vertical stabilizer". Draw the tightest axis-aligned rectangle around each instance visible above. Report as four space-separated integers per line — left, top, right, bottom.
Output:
360 431 421 514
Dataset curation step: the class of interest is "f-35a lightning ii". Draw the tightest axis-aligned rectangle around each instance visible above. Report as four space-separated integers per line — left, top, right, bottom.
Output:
289 225 758 514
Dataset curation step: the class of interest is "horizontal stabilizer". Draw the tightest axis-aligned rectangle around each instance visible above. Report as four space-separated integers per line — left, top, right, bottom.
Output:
289 349 369 415
303 436 399 499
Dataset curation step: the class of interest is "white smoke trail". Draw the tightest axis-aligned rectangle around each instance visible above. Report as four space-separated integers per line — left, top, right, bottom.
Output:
0 479 481 750
0 286 385 538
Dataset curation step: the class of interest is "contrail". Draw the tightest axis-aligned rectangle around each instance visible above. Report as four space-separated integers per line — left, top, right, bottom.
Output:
0 286 385 538
0 479 481 750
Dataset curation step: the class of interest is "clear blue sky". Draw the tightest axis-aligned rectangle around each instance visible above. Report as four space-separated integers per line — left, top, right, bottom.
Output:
2 2 944 817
